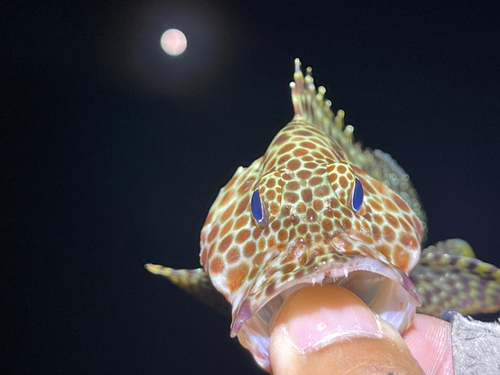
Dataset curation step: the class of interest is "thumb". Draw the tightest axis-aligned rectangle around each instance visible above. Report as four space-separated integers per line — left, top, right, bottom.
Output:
269 285 425 375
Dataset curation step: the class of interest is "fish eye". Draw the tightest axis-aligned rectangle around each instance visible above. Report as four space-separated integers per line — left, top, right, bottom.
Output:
251 190 268 228
352 178 364 212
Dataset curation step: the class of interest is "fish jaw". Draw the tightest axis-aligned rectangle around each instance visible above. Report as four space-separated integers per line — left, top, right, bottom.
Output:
229 239 420 372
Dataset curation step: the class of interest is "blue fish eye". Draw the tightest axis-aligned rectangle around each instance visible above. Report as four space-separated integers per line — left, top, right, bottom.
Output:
352 178 364 212
251 190 267 228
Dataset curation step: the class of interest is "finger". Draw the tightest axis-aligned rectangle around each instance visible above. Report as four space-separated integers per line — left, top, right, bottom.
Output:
403 314 453 375
269 285 425 375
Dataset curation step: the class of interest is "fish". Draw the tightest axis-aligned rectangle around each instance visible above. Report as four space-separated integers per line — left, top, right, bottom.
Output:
146 59 500 373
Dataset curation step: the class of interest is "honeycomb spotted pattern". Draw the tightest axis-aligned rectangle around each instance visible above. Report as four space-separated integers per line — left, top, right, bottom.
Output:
198 59 423 370
146 59 500 373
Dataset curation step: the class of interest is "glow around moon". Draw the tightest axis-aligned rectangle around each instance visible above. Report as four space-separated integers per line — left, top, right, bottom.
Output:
160 29 187 56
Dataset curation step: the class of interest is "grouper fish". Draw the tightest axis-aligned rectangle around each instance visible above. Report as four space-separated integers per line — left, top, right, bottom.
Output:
146 59 500 372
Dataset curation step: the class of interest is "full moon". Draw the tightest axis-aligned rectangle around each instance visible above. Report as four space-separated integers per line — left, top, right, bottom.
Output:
160 29 187 56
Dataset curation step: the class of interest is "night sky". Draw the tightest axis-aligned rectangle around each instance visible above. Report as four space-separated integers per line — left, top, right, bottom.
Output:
3 1 500 374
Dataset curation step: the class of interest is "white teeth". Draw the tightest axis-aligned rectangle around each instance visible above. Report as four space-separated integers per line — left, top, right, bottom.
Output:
311 272 325 286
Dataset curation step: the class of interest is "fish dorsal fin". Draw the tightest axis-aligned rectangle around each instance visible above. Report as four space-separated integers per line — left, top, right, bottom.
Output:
289 59 365 167
290 59 428 241
290 58 343 136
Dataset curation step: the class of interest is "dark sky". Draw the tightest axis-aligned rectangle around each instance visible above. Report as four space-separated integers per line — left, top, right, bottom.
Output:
3 0 500 374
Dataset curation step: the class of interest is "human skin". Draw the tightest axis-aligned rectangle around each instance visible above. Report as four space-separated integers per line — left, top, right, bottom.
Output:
269 285 453 375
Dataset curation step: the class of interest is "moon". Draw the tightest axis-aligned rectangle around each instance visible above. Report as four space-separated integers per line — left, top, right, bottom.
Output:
160 29 187 56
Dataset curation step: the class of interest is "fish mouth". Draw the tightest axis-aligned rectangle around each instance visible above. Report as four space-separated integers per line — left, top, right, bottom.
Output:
230 247 421 371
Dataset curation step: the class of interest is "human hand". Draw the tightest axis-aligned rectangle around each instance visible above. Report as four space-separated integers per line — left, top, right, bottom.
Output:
269 285 453 375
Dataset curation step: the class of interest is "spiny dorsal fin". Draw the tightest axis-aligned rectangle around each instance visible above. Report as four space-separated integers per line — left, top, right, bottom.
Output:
290 59 428 239
290 58 367 166
290 58 343 136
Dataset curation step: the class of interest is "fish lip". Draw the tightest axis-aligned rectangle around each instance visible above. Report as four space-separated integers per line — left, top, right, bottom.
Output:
230 253 421 373
231 254 420 337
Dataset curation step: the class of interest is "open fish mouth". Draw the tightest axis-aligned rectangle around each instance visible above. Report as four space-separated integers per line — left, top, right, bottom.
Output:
230 247 421 371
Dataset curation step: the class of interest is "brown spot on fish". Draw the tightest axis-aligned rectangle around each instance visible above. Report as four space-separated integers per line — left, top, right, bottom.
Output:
374 214 384 225
307 208 317 222
252 228 263 239
235 196 250 216
297 170 312 179
266 178 276 188
221 203 236 222
236 229 251 243
248 266 258 280
287 181 300 191
328 199 339 209
265 189 276 200
208 225 219 242
227 264 249 293
394 194 410 212
293 148 308 157
399 217 411 232
220 189 234 206
300 141 316 149
383 226 395 242
220 220 233 237
278 143 295 154
253 252 266 267
243 242 256 258
313 200 323 211
372 225 381 241
309 224 320 233
386 214 399 228
400 233 417 250
278 229 288 242
287 159 301 171
297 202 306 213
218 235 233 253
310 176 323 186
210 256 224 274
226 248 240 264
274 133 290 145
384 199 398 212
342 218 352 230
359 177 375 194
394 246 410 271
314 185 329 197
297 224 308 235
267 237 276 248
284 192 299 203
208 243 216 257
265 283 275 296
322 219 333 232
258 237 266 251
235 215 248 229
282 263 296 274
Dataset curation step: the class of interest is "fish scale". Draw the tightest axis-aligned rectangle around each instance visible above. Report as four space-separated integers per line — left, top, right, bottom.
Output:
146 59 500 373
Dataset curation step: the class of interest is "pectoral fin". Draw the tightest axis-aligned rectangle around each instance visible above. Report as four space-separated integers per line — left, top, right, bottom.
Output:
145 264 231 317
410 239 500 317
